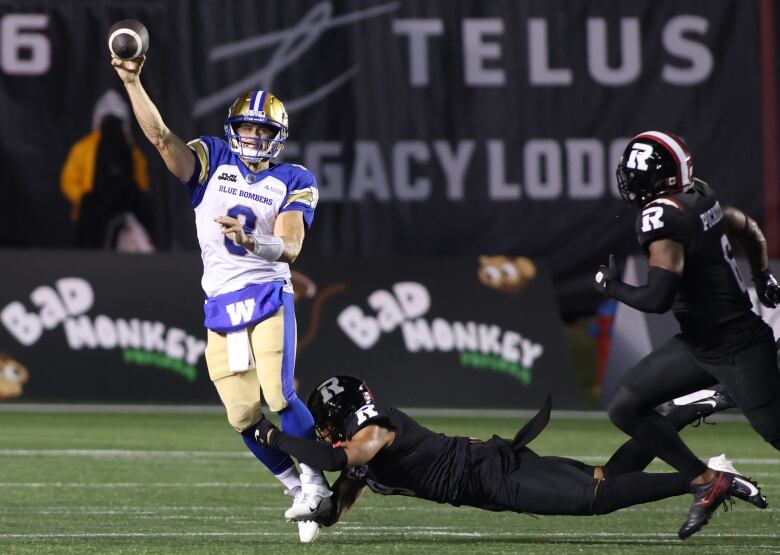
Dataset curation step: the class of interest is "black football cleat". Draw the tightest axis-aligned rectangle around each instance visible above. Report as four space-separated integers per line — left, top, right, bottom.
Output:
678 471 734 540
658 385 737 426
708 454 768 509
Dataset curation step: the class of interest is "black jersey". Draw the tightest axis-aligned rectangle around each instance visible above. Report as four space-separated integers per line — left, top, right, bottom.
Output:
635 180 753 334
343 403 469 504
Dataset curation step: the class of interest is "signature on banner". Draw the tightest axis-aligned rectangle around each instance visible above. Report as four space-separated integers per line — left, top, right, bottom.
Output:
193 1 400 117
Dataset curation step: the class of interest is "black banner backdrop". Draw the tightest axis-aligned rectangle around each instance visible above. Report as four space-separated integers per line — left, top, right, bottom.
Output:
292 255 581 408
0 250 580 408
0 1 770 314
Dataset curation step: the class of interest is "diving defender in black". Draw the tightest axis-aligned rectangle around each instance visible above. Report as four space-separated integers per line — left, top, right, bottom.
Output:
253 394 691 522
251 374 765 538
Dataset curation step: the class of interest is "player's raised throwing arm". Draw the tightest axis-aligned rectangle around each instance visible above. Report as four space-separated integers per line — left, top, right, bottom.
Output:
111 56 195 182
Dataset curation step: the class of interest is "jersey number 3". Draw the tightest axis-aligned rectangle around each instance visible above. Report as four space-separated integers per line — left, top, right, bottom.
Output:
224 205 257 256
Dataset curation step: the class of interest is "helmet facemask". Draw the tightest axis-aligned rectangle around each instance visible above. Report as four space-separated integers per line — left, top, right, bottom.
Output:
225 120 287 162
616 161 666 206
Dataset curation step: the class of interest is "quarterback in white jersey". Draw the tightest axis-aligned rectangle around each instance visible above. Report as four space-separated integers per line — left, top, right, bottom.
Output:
187 133 318 297
112 55 330 544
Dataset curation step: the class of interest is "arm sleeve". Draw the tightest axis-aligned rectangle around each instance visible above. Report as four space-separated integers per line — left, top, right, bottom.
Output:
269 430 349 471
606 266 681 313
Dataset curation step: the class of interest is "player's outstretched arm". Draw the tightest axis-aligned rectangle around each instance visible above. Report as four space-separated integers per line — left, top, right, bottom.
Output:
725 205 780 307
110 56 195 182
251 418 393 470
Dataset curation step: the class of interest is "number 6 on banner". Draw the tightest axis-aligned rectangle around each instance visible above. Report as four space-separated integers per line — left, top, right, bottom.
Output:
1 15 51 75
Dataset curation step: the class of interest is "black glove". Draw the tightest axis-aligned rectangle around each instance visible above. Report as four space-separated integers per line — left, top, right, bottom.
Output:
253 417 280 448
315 500 339 527
753 268 780 308
593 254 620 294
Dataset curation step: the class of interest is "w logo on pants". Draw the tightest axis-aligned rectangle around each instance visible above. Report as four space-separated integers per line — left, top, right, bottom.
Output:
226 299 256 326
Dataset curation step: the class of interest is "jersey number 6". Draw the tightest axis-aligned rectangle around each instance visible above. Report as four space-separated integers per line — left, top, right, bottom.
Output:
721 234 747 292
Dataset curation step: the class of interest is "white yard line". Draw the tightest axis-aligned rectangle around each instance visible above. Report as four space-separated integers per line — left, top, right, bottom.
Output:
0 529 777 542
3 505 777 514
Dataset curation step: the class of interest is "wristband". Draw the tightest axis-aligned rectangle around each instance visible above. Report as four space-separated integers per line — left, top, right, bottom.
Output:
249 234 284 261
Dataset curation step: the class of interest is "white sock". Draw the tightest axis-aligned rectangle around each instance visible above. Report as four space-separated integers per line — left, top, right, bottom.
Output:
275 465 302 493
299 463 327 487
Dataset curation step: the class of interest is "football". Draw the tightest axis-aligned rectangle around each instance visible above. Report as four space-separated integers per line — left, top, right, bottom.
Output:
107 19 149 60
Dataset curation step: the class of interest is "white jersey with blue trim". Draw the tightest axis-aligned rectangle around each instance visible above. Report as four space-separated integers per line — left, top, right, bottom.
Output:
183 135 318 298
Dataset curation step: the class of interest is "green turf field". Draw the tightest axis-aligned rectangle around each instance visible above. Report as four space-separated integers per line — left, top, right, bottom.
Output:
0 409 778 554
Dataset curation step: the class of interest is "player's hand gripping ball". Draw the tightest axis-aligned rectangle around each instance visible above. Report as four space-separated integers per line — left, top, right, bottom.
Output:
108 19 149 60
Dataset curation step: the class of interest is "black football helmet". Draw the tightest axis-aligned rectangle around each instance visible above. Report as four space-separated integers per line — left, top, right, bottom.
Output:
306 375 374 443
617 131 693 206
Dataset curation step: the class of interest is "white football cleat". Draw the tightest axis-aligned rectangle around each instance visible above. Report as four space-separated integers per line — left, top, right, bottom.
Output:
297 520 321 543
707 454 768 509
285 475 333 522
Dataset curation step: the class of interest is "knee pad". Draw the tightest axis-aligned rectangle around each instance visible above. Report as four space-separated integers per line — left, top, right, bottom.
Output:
225 401 262 432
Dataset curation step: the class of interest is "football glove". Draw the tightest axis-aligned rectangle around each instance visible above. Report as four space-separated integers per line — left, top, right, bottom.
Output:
253 417 280 448
593 254 620 294
315 501 339 527
753 268 780 308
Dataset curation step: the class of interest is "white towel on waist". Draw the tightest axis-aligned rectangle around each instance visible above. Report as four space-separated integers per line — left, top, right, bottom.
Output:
226 329 256 373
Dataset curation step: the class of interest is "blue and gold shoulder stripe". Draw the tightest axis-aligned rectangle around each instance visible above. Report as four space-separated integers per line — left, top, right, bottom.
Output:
187 138 210 186
278 163 319 228
283 185 319 211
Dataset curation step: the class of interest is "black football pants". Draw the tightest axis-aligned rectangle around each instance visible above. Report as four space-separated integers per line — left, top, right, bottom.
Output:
456 440 688 515
607 332 780 481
